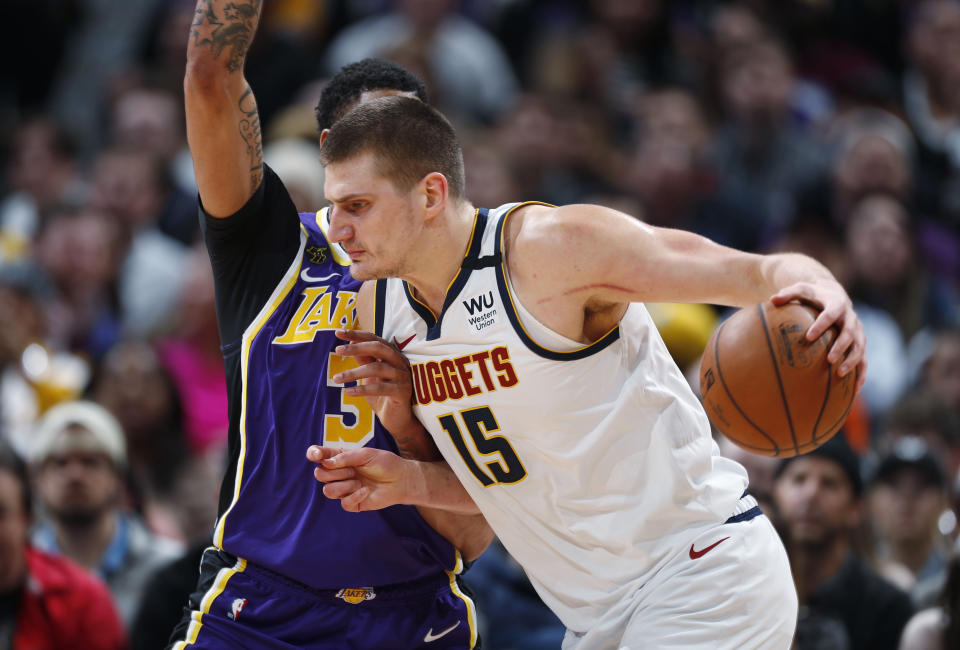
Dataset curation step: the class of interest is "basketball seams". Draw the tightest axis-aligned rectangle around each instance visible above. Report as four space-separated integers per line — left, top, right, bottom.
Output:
810 363 832 444
756 304 801 456
711 316 782 455
821 383 857 439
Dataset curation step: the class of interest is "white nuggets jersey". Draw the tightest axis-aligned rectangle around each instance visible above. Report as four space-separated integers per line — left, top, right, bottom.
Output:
374 203 750 634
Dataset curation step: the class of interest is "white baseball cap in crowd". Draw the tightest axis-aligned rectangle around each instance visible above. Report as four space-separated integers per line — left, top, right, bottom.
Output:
32 400 127 468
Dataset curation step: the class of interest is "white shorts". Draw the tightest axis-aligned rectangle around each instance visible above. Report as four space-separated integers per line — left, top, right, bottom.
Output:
563 500 797 650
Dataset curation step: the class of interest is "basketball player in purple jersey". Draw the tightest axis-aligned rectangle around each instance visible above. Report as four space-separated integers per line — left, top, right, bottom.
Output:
171 2 491 647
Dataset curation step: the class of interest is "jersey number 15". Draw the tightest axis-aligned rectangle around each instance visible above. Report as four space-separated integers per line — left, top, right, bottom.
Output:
439 406 527 487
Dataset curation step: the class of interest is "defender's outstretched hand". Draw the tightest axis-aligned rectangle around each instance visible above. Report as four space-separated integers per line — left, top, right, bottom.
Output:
306 445 482 516
771 281 867 391
307 445 408 512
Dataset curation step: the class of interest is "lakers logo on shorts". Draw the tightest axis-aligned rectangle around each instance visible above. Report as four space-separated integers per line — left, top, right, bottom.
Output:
336 587 376 604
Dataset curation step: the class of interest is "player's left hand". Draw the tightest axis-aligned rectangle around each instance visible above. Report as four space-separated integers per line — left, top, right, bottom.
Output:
332 329 421 439
771 280 867 392
306 445 410 512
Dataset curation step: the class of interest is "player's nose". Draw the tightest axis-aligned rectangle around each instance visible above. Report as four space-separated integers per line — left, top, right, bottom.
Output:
327 207 353 244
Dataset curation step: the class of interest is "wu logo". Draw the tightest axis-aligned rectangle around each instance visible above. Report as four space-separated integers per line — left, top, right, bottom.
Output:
462 291 494 316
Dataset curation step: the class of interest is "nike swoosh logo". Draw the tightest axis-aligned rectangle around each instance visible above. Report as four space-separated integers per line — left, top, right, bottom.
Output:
689 536 730 559
424 621 460 643
300 269 341 283
393 334 416 351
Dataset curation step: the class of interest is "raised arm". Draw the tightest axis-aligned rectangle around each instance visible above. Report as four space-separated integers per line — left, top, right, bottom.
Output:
184 0 264 217
508 203 866 386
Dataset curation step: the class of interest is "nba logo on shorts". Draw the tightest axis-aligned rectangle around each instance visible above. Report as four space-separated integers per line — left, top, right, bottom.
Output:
227 598 248 621
336 587 376 604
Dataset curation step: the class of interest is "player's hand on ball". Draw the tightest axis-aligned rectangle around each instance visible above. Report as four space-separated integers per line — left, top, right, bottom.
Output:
306 445 410 512
771 281 867 391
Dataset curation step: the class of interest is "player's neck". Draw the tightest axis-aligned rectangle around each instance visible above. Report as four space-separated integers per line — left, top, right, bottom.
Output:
403 201 477 315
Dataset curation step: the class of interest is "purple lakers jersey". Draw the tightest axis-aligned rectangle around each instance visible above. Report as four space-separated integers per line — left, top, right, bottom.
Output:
205 172 459 589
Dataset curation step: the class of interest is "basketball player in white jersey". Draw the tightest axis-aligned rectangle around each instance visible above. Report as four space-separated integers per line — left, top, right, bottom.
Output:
307 96 867 649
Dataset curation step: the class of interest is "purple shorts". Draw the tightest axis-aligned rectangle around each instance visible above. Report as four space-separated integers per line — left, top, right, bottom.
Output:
168 548 479 649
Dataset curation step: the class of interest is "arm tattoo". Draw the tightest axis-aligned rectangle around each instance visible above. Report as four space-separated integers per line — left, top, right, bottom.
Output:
394 433 417 459
238 87 263 188
190 0 262 73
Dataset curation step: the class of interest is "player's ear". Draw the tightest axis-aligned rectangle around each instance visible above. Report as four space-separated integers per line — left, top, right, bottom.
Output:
422 172 447 220
319 128 330 146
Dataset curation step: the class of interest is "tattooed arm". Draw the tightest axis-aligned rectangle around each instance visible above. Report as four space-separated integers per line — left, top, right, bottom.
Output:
184 0 264 217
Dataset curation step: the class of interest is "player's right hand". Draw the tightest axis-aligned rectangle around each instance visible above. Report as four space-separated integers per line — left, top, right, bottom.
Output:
306 445 412 513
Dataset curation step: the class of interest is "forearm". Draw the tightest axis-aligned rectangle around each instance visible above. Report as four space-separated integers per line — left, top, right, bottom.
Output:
759 252 837 297
186 0 262 71
185 0 264 215
405 460 482 515
408 461 493 562
387 420 444 462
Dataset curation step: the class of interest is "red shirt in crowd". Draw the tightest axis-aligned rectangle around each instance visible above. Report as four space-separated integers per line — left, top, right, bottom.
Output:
14 547 126 649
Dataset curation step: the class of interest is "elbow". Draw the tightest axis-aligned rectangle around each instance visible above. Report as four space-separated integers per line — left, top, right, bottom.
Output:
184 57 229 98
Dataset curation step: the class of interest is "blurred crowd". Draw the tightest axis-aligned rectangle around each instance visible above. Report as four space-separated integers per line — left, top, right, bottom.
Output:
1 0 960 648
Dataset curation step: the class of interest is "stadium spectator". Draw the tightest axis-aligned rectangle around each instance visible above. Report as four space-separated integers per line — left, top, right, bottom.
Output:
712 33 827 244
879 390 960 486
923 329 960 414
88 146 189 338
30 400 182 627
155 247 228 456
325 0 519 123
899 552 960 650
774 435 915 650
0 440 126 649
868 437 952 607
0 117 86 264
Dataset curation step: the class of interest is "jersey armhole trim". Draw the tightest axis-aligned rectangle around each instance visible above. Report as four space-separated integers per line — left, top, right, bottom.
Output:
493 202 621 360
374 279 387 337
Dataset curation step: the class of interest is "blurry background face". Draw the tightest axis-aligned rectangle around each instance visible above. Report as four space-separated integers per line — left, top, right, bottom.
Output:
111 88 183 164
7 119 74 207
37 429 120 526
0 468 29 591
92 342 176 446
846 196 913 289
628 89 709 205
590 0 661 43
869 469 946 547
721 40 793 123
909 0 960 105
35 211 120 299
89 150 165 231
835 135 910 201
774 457 859 548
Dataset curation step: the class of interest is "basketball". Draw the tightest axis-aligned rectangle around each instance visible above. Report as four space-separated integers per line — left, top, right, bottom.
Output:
698 302 857 457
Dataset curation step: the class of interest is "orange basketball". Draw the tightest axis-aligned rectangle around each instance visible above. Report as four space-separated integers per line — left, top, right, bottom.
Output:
698 302 856 457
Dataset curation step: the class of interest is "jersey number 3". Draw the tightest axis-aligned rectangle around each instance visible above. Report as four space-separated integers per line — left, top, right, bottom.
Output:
324 352 374 447
439 406 526 486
